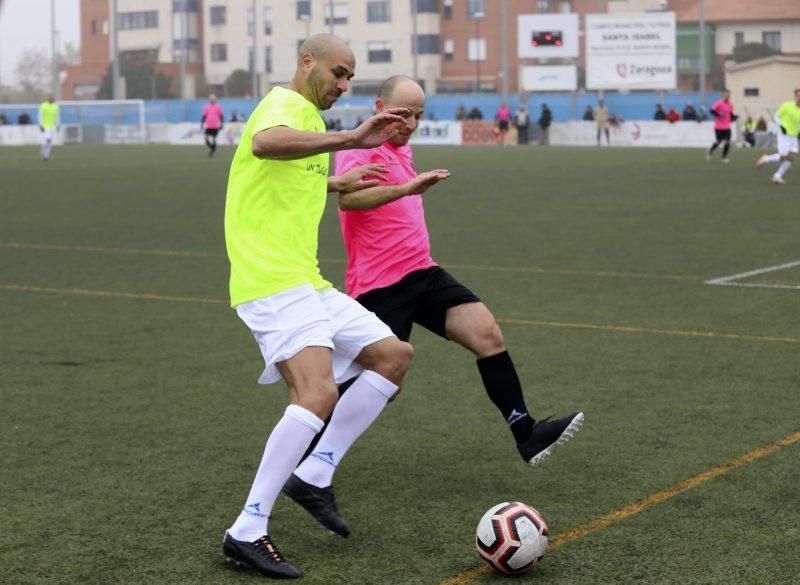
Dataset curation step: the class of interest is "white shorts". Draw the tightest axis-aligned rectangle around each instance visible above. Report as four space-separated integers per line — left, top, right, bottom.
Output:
236 284 394 385
42 128 55 141
777 134 799 157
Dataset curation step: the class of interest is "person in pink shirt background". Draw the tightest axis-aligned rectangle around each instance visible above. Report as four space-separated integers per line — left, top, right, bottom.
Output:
283 75 584 537
201 94 224 157
495 101 512 145
706 89 738 163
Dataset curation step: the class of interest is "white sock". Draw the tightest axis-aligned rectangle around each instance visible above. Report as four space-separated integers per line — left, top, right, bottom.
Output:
228 404 324 542
294 370 398 488
766 153 781 163
775 161 792 179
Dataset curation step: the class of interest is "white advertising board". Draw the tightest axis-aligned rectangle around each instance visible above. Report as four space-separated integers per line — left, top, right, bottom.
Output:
518 14 579 58
521 65 578 92
550 121 727 147
586 12 676 90
410 121 462 145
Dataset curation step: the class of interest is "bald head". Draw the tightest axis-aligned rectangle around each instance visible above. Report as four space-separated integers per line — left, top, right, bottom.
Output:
376 76 425 147
298 33 352 61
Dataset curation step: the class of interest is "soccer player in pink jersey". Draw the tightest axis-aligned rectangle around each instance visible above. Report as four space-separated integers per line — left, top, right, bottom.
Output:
282 75 584 537
201 94 224 157
706 89 738 163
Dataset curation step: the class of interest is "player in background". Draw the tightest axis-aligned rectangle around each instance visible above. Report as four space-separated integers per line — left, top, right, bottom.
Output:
201 94 224 157
283 75 584 538
38 95 59 161
756 89 800 185
222 34 414 578
595 99 610 146
706 89 738 163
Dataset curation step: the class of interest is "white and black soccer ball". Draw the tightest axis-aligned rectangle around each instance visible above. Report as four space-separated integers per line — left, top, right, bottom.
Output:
475 502 548 575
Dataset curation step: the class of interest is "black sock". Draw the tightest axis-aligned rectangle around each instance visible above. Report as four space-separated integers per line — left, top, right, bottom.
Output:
722 142 730 158
708 141 718 154
476 351 535 443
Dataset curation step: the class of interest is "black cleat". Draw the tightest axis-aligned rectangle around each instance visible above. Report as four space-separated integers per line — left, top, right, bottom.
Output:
223 532 301 579
282 474 350 537
517 411 584 466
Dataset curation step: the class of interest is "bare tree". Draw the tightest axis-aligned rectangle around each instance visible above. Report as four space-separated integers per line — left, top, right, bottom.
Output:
59 42 81 67
14 48 51 99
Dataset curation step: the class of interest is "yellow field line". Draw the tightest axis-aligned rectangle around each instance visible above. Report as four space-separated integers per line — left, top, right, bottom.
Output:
440 431 800 585
0 242 701 282
2 284 798 344
497 318 800 344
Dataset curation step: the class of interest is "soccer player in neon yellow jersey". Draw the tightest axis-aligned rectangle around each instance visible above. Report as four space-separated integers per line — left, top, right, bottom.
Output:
221 34 414 579
757 88 800 185
38 95 59 161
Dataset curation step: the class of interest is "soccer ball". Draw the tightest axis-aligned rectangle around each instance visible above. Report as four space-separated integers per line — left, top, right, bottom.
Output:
475 502 548 574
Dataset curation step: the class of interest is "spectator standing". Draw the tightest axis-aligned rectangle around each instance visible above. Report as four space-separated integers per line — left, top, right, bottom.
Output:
455 104 468 120
0 112 7 125
743 117 756 147
495 102 512 145
18 111 32 125
698 105 708 122
683 102 698 121
582 105 594 121
654 104 666 120
467 106 483 120
514 104 530 145
595 99 610 146
538 103 552 146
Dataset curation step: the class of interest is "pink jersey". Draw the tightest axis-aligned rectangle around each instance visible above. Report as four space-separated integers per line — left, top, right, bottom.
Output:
203 103 224 129
711 99 734 130
335 142 436 299
496 107 512 123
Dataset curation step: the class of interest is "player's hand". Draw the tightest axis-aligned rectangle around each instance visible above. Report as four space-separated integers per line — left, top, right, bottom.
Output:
348 108 410 149
406 169 451 195
332 163 389 193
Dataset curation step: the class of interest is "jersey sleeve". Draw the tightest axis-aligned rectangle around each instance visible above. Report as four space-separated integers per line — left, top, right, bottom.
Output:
334 148 372 177
250 93 308 135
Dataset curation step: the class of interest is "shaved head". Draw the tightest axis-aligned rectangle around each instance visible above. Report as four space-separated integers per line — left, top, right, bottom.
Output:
298 33 352 61
375 76 425 147
378 75 420 101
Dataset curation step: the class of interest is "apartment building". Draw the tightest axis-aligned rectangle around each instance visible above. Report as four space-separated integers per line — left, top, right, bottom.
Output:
202 0 441 96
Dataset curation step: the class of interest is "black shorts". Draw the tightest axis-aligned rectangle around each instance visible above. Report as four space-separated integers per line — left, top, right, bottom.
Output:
205 128 220 137
714 129 731 142
498 121 510 131
355 266 481 342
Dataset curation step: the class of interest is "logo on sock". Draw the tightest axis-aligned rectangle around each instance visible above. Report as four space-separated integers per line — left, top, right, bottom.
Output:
310 451 336 466
506 409 529 426
244 502 266 518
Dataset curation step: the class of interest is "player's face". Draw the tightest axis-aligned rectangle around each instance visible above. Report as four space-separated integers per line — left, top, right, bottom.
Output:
723 91 730 101
306 49 355 111
380 84 425 147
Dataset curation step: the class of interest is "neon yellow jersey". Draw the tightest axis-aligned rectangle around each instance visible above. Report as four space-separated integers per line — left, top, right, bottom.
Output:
224 86 332 307
776 101 800 137
39 102 59 129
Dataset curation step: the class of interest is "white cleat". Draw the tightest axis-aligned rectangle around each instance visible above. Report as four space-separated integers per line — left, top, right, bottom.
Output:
771 176 787 185
721 158 730 164
756 154 768 169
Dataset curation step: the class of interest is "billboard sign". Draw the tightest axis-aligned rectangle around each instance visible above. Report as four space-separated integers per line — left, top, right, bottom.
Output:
521 65 578 92
518 14 579 58
586 12 676 90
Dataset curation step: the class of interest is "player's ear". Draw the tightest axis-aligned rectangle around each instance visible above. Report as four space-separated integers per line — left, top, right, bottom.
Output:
375 98 385 113
300 52 315 73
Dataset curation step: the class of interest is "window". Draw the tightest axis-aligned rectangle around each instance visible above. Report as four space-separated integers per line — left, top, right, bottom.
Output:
468 37 486 61
172 0 198 11
247 7 254 35
297 0 311 20
264 7 273 35
762 31 781 52
265 46 273 73
297 39 306 55
444 38 454 61
414 0 439 13
209 6 226 25
744 87 759 97
248 47 255 71
119 11 159 30
210 43 227 62
443 0 452 20
325 2 348 26
537 0 550 12
415 34 440 55
467 0 485 18
367 0 391 23
91 20 97 35
734 32 744 47
368 41 392 63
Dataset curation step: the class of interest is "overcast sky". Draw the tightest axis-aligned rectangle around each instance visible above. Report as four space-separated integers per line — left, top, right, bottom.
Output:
0 0 79 86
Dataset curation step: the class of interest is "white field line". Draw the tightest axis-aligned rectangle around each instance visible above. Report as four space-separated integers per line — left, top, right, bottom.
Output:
705 260 800 290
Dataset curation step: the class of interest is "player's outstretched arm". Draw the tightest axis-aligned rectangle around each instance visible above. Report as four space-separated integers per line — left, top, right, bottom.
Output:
338 169 451 211
328 163 388 194
252 108 409 161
